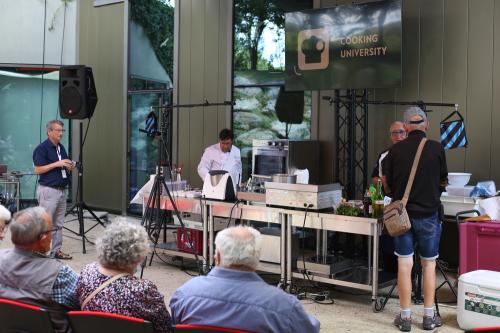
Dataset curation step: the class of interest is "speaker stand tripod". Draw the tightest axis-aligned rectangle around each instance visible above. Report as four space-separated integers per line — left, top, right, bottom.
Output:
65 121 106 253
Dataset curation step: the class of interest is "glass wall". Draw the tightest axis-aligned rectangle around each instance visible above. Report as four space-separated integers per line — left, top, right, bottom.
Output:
127 0 174 214
0 67 70 205
233 0 313 180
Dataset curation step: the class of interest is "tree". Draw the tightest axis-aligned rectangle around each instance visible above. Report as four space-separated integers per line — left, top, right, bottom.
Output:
130 0 174 80
234 0 284 70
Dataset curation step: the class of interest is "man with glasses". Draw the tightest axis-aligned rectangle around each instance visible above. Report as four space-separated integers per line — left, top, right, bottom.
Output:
0 206 79 333
371 121 407 185
33 120 75 260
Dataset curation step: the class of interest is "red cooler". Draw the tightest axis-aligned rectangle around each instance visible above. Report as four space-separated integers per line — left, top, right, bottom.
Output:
459 221 500 275
176 227 203 254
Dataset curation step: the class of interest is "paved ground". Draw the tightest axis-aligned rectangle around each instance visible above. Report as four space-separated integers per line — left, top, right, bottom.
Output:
0 213 462 332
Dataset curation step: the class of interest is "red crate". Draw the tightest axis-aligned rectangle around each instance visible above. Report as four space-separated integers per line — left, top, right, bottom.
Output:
459 221 500 275
176 227 203 254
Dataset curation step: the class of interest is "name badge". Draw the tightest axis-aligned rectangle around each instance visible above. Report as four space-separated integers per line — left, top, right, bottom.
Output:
61 169 67 178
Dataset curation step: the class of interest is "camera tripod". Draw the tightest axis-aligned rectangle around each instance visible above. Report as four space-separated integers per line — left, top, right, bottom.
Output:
139 100 235 277
65 121 106 253
140 105 202 277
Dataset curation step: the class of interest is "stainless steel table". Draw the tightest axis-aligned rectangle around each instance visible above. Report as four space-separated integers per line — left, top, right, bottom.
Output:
145 196 388 304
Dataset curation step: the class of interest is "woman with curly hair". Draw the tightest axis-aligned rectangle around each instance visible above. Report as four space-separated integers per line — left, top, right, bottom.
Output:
75 221 171 332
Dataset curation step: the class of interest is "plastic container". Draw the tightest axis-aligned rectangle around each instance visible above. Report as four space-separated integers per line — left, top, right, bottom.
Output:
446 185 474 197
176 227 203 254
459 221 500 275
457 270 500 330
448 172 472 186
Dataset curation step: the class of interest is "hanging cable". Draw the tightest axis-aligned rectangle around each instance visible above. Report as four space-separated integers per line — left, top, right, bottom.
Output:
56 0 68 120
34 0 49 201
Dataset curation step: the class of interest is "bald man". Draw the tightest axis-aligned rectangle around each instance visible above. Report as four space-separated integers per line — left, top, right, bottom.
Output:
371 121 407 185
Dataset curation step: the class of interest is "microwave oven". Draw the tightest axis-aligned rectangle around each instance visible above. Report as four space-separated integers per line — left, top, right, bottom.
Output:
251 139 319 186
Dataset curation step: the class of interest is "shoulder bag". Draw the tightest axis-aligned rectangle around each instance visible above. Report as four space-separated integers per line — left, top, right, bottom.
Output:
81 272 129 309
383 138 427 237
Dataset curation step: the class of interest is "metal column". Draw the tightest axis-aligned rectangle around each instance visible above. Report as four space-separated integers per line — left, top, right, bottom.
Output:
334 89 368 199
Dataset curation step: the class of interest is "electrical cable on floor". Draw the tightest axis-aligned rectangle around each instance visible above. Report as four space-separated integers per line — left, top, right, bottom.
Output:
287 204 334 305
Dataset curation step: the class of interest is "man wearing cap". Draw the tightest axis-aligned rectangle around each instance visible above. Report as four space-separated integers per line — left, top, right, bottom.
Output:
384 107 448 331
33 120 75 260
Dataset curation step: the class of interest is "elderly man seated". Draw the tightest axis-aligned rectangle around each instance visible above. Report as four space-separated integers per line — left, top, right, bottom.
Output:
0 207 79 333
170 226 320 333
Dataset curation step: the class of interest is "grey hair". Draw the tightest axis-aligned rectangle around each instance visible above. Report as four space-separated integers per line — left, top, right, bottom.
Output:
0 205 11 224
96 221 149 270
46 119 64 130
10 207 49 245
214 226 262 270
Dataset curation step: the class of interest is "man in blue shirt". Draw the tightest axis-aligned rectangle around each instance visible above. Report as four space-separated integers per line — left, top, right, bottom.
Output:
33 120 75 260
170 226 320 333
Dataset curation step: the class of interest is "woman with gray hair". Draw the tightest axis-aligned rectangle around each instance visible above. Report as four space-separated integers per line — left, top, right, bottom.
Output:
75 221 171 332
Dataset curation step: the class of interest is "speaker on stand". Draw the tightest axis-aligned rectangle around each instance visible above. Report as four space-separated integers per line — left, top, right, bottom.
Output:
59 65 104 253
275 86 304 138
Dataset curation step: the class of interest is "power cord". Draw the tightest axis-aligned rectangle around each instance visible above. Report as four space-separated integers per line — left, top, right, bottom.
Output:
225 199 241 228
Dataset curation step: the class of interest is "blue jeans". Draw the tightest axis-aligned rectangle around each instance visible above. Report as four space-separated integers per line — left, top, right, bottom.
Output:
393 212 442 260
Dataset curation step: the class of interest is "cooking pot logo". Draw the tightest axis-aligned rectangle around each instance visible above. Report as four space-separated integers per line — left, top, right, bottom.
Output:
297 28 329 71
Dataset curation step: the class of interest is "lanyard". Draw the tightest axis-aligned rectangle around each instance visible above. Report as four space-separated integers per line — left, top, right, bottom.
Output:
56 145 62 161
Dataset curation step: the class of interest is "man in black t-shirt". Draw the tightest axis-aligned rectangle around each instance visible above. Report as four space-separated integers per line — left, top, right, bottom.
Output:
384 107 448 331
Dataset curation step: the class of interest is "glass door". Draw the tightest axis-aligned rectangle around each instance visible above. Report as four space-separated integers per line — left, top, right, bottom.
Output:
127 91 171 215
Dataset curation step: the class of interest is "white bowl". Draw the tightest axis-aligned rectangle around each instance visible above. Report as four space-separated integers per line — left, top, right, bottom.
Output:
448 172 472 186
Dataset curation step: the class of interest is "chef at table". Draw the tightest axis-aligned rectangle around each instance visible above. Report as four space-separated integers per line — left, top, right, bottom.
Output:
197 128 242 189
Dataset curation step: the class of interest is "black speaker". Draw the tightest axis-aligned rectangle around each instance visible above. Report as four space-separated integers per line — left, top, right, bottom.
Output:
59 65 98 119
275 86 304 124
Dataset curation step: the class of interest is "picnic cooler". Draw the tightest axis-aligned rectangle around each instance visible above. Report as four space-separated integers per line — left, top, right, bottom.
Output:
459 221 500 275
457 270 500 330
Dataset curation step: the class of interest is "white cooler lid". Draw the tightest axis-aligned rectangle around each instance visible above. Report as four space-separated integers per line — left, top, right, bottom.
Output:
459 270 500 290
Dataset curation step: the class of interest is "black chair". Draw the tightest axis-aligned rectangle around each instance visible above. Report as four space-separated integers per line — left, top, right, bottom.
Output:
67 311 155 333
0 297 56 333
174 324 253 333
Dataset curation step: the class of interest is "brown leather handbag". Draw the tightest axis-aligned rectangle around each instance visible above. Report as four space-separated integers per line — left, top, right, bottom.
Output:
383 138 427 237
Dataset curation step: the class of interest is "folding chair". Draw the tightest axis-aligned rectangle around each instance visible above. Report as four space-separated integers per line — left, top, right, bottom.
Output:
67 311 155 333
174 324 253 333
0 298 56 333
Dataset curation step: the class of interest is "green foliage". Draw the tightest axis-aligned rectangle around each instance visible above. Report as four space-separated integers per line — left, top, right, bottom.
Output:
234 0 284 70
130 0 174 79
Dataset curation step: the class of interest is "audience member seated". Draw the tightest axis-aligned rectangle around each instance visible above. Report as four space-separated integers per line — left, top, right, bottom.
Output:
0 206 79 333
76 221 171 333
0 204 11 241
170 226 320 333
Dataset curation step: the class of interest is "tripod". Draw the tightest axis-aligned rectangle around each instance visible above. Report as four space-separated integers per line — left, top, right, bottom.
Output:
139 100 235 277
65 121 106 253
140 106 201 277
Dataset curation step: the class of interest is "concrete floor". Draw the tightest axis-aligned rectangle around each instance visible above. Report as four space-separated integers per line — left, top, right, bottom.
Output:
0 213 462 332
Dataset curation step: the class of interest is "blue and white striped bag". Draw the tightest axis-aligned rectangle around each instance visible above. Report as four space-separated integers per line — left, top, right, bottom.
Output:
440 110 468 150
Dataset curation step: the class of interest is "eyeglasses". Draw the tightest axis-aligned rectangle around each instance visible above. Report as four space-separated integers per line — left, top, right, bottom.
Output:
50 128 65 133
41 226 63 235
390 130 406 136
